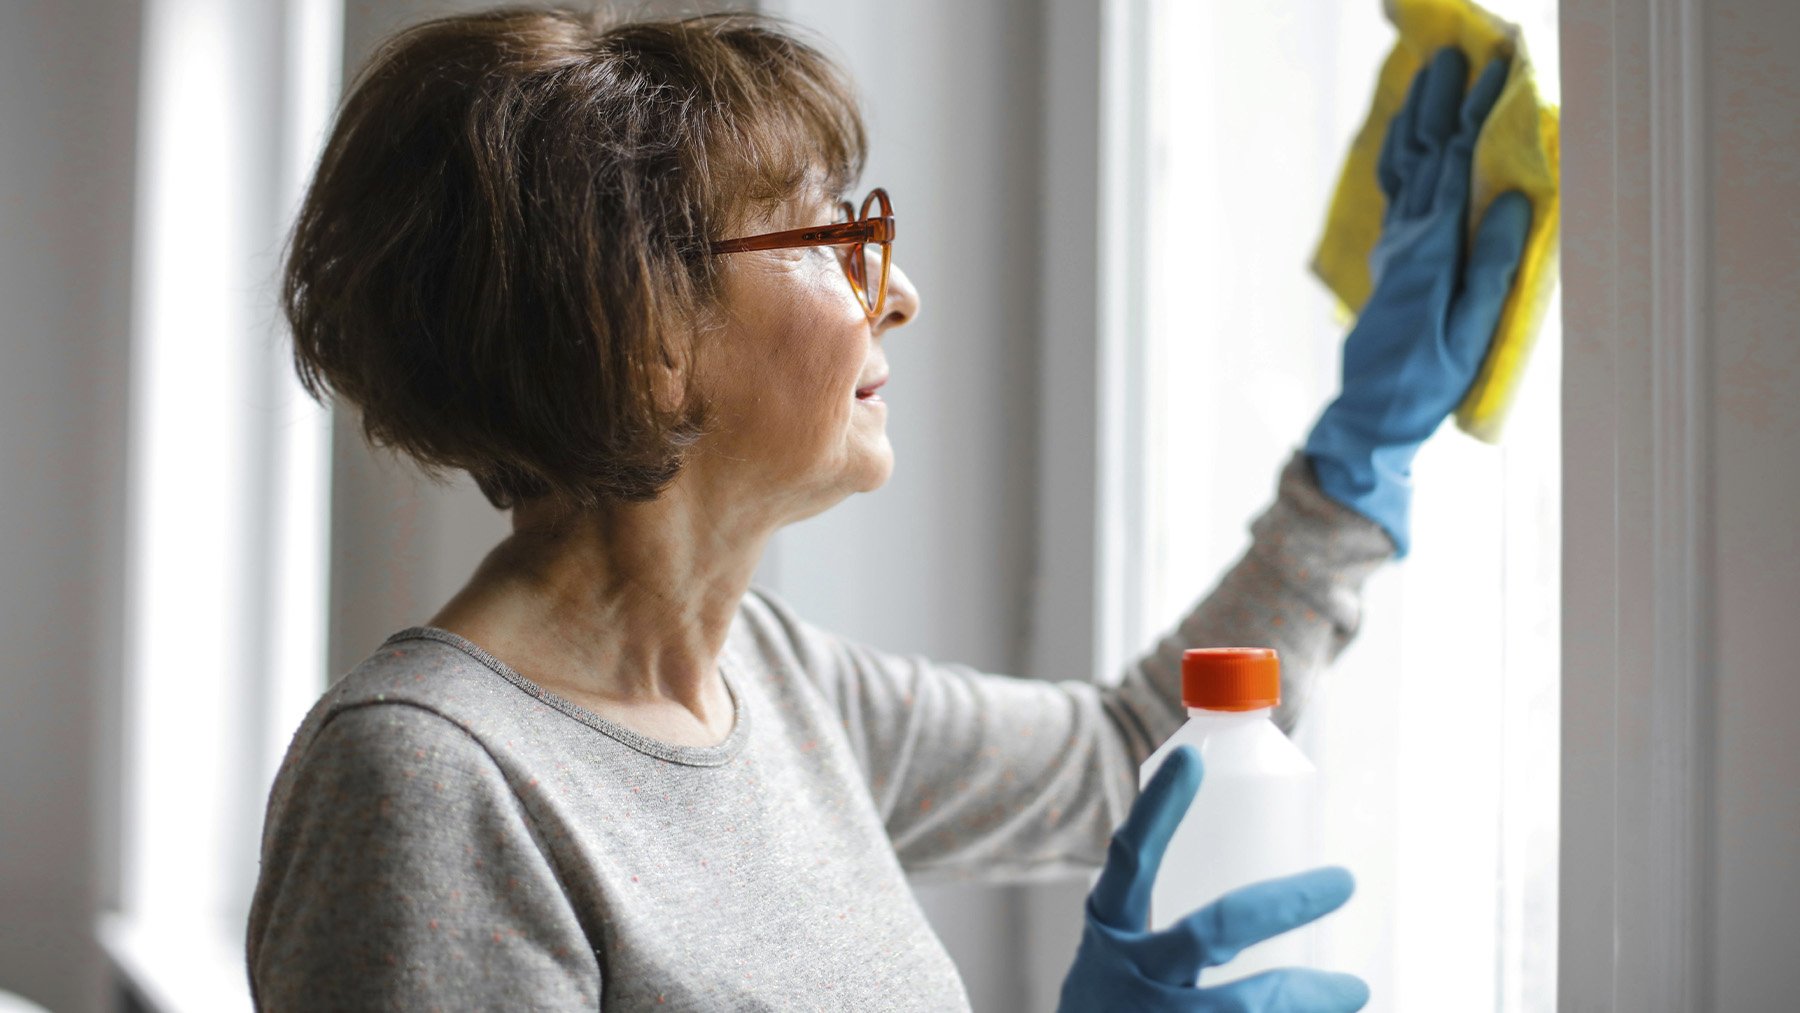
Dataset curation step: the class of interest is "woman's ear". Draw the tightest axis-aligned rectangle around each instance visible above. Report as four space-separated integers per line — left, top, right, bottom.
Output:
651 341 690 416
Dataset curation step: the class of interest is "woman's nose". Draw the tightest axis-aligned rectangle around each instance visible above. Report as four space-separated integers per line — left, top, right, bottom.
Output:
874 261 919 336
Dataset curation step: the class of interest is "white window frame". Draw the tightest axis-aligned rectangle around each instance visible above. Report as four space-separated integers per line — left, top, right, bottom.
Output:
1019 0 1148 1004
1024 0 1715 1008
96 1 341 1010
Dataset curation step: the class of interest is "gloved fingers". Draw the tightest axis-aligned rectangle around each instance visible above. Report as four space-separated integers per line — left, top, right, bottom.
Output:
1459 54 1511 139
1446 190 1533 375
1415 47 1469 145
1378 64 1429 210
1403 47 1469 217
1432 55 1511 215
1088 745 1203 932
1138 866 1356 978
1199 968 1372 1013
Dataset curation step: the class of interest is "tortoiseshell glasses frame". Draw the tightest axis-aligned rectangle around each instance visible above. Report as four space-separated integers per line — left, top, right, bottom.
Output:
708 187 895 321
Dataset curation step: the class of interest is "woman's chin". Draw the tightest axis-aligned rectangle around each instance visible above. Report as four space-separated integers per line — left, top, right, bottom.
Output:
848 440 894 493
782 452 892 526
852 454 893 493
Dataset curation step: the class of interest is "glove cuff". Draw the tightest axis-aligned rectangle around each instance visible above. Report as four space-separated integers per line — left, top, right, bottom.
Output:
1302 419 1415 558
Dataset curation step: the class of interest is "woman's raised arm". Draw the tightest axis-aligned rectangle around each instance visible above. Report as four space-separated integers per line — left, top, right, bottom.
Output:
742 448 1393 883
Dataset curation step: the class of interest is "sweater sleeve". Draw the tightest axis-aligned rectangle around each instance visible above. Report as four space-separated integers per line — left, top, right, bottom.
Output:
1108 448 1397 749
755 448 1394 884
246 703 601 1010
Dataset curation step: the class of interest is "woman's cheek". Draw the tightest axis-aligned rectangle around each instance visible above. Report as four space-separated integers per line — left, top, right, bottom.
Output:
792 311 863 414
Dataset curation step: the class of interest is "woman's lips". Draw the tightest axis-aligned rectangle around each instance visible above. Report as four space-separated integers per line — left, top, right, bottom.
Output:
855 377 888 401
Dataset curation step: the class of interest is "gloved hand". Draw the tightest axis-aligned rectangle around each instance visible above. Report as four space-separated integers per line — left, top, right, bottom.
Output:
1304 47 1534 558
1057 746 1368 1012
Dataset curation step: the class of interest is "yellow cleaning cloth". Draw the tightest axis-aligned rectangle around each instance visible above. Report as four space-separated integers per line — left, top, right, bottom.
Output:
1311 0 1560 444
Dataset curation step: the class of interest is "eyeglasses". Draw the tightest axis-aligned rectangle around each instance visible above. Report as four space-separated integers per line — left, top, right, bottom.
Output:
708 187 895 321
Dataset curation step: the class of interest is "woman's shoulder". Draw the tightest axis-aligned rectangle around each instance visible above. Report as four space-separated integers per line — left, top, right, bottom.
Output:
271 629 551 792
733 583 846 675
307 627 515 728
731 584 907 713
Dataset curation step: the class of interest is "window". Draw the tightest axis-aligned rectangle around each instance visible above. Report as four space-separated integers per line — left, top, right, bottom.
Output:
97 1 341 1009
1122 1 1561 1006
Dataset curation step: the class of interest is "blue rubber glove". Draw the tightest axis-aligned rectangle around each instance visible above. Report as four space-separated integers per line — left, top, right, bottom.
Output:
1057 746 1369 1012
1303 47 1534 558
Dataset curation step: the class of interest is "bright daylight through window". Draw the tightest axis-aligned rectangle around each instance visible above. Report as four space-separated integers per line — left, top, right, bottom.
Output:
1127 1 1561 1008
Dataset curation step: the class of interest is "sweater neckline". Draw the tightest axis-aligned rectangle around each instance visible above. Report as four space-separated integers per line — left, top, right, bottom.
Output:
379 625 752 767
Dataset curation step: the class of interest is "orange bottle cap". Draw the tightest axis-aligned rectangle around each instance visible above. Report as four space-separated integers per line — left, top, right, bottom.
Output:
1181 648 1280 711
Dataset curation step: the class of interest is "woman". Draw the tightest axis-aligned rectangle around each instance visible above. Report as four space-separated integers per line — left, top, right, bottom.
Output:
246 6 1525 1010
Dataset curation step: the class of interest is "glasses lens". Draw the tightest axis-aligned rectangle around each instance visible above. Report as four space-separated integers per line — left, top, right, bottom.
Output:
858 242 887 313
834 195 890 316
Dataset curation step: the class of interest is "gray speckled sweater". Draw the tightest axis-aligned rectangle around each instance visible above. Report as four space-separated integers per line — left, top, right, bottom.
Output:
245 449 1393 1011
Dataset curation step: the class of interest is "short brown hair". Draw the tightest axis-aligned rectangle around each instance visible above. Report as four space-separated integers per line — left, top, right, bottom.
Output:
283 5 866 510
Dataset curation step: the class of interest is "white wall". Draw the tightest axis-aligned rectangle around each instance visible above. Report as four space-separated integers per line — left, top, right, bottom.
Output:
1704 0 1800 1003
0 3 142 1012
324 0 514 679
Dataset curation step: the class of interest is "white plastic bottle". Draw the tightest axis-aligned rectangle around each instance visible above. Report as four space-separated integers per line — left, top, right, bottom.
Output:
1140 647 1320 984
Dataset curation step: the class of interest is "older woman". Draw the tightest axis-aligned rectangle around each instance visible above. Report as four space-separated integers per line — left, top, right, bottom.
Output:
247 6 1525 1011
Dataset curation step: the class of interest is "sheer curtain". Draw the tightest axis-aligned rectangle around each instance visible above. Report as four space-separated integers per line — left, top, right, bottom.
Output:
1128 1 1560 1007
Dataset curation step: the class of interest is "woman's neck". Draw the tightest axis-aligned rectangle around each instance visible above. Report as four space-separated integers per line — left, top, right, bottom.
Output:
427 483 774 742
